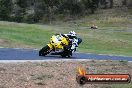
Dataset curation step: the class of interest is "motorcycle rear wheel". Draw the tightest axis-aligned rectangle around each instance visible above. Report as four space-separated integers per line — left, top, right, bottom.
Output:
39 45 50 56
61 45 72 58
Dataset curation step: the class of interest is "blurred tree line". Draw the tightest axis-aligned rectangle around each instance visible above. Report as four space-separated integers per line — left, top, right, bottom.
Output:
0 0 131 23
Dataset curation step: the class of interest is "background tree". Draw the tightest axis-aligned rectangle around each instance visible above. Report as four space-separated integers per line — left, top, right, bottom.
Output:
12 0 27 22
110 0 113 8
0 0 13 21
0 0 131 23
82 0 99 14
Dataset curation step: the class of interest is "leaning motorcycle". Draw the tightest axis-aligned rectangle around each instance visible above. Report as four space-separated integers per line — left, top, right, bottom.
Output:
39 34 78 57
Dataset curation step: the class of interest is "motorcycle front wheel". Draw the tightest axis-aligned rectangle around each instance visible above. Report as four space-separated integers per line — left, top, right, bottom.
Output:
39 45 50 56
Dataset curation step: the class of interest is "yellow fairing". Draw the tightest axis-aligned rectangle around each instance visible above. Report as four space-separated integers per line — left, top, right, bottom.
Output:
47 43 53 50
47 35 69 50
61 37 69 46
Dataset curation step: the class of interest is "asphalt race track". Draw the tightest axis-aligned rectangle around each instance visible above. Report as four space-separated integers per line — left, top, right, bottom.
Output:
0 48 132 61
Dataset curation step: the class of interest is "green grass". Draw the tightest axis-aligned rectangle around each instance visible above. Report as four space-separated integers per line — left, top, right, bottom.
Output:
80 8 132 27
79 29 132 56
0 21 55 48
0 21 132 56
0 9 132 56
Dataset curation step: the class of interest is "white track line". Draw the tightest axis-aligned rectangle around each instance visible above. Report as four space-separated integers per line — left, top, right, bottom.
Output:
0 59 92 63
76 52 132 58
0 59 131 63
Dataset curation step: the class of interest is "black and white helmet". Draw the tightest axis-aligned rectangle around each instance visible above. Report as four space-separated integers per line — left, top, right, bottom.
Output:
69 31 76 37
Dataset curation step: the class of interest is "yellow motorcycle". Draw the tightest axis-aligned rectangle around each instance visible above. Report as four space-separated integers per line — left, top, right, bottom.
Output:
39 34 74 57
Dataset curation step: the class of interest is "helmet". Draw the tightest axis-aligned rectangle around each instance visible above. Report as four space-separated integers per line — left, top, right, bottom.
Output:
69 31 76 37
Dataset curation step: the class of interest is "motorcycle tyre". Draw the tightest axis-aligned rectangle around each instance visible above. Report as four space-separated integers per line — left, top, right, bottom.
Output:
39 45 50 56
61 46 72 58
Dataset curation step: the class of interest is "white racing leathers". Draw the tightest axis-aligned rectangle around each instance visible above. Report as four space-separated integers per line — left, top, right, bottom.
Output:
63 34 79 52
70 38 78 52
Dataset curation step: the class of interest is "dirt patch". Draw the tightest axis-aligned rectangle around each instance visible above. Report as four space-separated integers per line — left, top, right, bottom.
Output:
0 39 10 45
0 60 131 88
0 39 33 49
